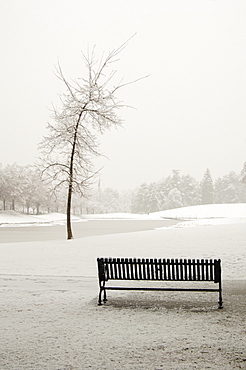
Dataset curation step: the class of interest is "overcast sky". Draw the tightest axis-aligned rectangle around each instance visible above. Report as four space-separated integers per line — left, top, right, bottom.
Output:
1 0 246 190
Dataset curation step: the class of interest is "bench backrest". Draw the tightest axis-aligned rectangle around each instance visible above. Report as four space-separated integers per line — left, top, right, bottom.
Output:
97 258 221 283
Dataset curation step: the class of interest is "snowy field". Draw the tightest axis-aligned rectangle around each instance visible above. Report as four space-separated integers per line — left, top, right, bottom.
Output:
0 204 246 369
0 204 245 279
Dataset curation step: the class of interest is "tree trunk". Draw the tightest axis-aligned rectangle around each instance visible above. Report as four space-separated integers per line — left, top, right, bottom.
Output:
66 110 84 240
67 183 73 239
26 200 31 214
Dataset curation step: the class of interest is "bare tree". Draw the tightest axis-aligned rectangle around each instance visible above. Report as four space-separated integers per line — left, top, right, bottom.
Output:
39 39 144 239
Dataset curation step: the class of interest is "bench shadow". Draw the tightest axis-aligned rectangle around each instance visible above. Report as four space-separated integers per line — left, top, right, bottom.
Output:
95 292 220 312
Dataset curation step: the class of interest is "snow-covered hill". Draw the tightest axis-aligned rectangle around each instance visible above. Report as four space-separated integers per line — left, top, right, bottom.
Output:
0 211 81 226
83 203 246 227
1 203 246 227
153 203 246 219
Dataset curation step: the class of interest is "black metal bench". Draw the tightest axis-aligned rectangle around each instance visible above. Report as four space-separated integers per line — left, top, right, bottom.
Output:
97 257 223 308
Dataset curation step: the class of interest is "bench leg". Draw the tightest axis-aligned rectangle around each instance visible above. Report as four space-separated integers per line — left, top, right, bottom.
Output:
98 288 103 305
98 287 107 305
103 288 107 302
218 296 223 309
218 284 223 309
98 280 107 305
98 287 103 306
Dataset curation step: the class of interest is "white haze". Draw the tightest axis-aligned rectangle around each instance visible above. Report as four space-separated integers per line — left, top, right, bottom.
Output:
0 1 246 189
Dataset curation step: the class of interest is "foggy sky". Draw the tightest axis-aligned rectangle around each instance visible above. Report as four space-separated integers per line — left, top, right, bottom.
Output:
1 0 246 190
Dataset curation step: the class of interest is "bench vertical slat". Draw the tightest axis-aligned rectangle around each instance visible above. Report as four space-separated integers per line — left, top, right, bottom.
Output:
131 259 135 280
125 258 130 279
214 259 221 283
197 259 200 281
150 259 154 279
102 258 106 278
113 258 117 279
210 259 214 281
134 258 138 279
108 258 112 279
148 258 152 280
137 259 142 280
138 258 142 279
161 259 164 280
188 259 192 280
205 259 209 281
154 259 159 280
110 258 114 279
117 258 123 280
154 259 157 280
121 258 126 279
207 259 210 280
175 259 179 280
133 258 138 279
192 259 196 281
98 258 103 281
150 258 153 279
171 259 175 279
163 259 166 280
116 258 121 279
180 259 183 280
112 258 117 279
110 258 115 279
150 258 155 280
167 259 171 280
163 258 168 280
142 259 146 280
104 258 109 280
158 259 162 280
184 259 188 281
126 259 130 279
145 258 150 280
201 259 205 281
107 258 110 278
145 259 149 280
129 258 134 279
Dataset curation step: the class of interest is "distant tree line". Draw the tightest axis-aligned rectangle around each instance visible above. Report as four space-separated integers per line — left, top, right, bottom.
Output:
131 166 246 214
0 163 130 215
0 162 246 215
0 163 66 214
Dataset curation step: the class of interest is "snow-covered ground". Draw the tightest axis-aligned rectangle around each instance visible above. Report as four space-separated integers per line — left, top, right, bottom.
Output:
1 203 246 225
0 210 81 227
0 204 245 280
1 204 245 369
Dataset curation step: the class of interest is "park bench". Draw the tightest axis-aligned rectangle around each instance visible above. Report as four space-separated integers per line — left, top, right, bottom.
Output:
97 257 223 308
